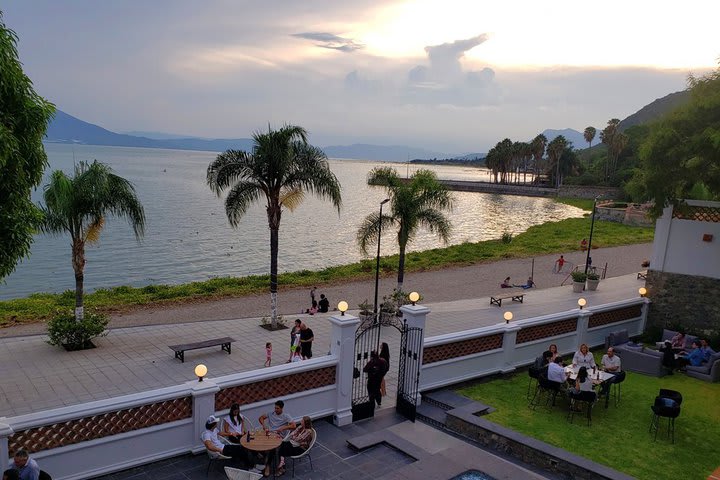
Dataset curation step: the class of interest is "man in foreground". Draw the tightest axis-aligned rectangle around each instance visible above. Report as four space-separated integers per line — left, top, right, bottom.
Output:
7 450 40 480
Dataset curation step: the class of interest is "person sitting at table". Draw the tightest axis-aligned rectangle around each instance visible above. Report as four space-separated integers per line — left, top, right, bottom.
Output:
599 347 622 395
547 357 567 386
267 416 314 476
500 277 512 288
548 343 559 362
572 343 596 369
201 415 251 468
568 366 593 407
670 331 686 351
222 403 248 443
259 400 296 435
676 341 705 370
700 338 716 362
533 350 552 371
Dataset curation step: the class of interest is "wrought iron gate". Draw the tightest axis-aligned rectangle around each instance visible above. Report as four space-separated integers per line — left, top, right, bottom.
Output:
351 320 382 422
395 322 423 421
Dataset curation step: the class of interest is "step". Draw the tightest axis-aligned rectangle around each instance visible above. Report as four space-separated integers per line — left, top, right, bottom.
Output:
416 402 448 428
422 390 475 411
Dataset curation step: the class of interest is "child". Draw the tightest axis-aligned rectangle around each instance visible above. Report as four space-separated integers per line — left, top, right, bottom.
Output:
291 346 303 362
265 342 272 367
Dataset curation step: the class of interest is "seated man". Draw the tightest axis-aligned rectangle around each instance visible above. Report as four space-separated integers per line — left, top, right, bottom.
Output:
7 450 40 480
547 357 567 386
318 294 330 313
259 400 296 436
700 338 716 362
677 341 704 370
600 347 622 394
517 277 535 289
532 350 552 371
500 277 512 288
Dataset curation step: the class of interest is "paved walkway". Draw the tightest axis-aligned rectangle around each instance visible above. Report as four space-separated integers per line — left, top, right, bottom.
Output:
0 274 646 418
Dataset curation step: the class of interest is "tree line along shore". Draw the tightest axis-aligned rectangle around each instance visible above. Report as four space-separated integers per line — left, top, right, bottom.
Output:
0 210 654 325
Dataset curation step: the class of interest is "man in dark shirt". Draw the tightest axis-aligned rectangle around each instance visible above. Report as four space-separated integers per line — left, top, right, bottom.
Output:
299 322 314 359
363 350 388 406
318 294 329 313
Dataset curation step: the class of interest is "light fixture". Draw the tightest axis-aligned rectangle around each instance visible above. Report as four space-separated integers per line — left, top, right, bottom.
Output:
194 364 208 382
578 298 587 309
639 287 647 297
503 311 513 324
408 291 420 305
338 301 348 315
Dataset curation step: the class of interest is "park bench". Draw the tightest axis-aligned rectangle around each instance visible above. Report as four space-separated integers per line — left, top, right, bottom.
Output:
490 292 524 307
168 337 236 363
637 270 648 280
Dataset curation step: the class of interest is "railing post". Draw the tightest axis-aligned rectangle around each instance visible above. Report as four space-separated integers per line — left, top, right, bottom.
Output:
577 310 592 346
501 325 522 373
399 303 430 405
328 313 360 426
189 379 220 453
0 419 12 472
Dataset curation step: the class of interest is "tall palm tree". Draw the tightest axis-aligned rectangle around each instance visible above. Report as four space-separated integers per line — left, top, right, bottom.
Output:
583 126 596 150
357 167 452 291
546 135 568 188
530 134 547 183
40 160 145 321
600 119 624 180
207 125 341 328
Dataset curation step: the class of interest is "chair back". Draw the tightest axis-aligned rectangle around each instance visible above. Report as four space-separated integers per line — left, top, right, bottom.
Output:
653 396 681 418
538 375 561 391
224 466 263 480
576 390 596 403
658 389 682 406
529 366 541 379
614 370 626 384
291 428 317 459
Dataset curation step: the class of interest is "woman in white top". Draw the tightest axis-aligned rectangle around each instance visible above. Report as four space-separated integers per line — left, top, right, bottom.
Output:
568 367 594 407
572 343 596 369
222 403 247 443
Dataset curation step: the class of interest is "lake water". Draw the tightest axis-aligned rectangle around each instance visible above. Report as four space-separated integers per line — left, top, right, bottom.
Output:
0 144 584 300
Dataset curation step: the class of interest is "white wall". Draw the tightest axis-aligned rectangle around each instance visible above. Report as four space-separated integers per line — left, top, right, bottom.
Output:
652 200 720 279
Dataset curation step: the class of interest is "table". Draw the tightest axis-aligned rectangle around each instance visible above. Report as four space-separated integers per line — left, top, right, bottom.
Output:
241 431 283 477
564 366 615 408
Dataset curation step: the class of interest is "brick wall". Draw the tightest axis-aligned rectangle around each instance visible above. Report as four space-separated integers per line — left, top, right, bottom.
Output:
646 270 720 331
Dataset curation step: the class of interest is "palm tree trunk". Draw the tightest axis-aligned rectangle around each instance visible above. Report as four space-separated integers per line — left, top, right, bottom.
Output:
269 226 279 329
72 239 85 321
397 242 406 292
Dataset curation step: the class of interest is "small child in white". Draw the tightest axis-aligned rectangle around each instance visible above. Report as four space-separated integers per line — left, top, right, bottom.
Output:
265 342 272 367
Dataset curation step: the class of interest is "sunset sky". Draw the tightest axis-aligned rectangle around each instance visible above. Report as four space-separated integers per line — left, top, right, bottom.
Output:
4 0 718 153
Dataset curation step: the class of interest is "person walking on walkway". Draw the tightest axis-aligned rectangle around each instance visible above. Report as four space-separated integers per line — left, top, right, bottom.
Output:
299 322 314 359
364 350 388 407
554 255 565 273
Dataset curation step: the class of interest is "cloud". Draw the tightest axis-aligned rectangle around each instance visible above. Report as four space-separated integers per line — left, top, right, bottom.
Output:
291 32 365 52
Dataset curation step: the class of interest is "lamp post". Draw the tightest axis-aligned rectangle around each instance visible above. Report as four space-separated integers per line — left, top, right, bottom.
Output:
584 195 601 276
373 199 391 324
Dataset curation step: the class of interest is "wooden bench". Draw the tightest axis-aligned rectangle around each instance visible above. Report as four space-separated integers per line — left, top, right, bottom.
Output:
168 337 236 363
637 270 648 280
490 292 524 307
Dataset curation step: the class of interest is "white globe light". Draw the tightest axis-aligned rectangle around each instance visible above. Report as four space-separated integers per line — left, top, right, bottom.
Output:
409 291 420 303
194 364 208 381
338 301 349 313
503 311 513 322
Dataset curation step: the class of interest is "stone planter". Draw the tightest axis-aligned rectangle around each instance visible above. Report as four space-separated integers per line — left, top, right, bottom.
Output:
572 281 585 293
586 278 600 291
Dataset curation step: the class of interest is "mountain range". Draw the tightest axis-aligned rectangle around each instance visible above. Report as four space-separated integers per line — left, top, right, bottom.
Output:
45 89 689 161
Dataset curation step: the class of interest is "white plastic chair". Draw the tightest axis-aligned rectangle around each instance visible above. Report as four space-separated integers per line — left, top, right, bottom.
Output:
224 466 263 480
207 448 233 476
289 428 317 477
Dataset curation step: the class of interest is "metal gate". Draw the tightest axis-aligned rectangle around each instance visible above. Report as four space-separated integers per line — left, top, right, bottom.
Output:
351 319 382 422
396 322 423 421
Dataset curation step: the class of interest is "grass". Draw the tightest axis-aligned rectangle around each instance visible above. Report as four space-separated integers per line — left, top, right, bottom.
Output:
0 215 654 325
457 358 720 480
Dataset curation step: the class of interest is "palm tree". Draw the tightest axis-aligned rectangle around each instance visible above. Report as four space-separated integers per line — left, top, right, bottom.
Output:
530 134 547 184
357 167 452 291
207 125 341 328
546 135 568 188
600 119 624 180
40 160 145 321
583 126 596 150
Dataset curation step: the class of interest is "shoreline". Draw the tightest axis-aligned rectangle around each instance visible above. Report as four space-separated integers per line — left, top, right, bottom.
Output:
0 242 652 338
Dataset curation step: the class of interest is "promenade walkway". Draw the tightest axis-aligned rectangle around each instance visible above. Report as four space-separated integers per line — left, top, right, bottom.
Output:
0 274 645 418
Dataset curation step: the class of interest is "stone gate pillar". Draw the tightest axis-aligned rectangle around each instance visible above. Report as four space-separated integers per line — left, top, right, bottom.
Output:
399 303 430 406
328 312 360 426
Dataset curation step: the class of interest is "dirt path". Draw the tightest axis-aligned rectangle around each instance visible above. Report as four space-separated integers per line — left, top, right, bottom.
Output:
0 243 651 338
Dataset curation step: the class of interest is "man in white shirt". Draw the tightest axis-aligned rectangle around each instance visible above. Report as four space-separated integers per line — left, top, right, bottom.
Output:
547 357 567 385
601 347 622 373
259 400 296 435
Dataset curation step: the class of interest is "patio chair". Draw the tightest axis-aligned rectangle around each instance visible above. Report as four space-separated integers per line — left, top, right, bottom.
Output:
650 395 681 443
289 428 317 477
658 388 682 406
207 448 233 476
527 366 542 399
608 370 626 406
567 390 597 426
224 466 263 480
529 375 561 411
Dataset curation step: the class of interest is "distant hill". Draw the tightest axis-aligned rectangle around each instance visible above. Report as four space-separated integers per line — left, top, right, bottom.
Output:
46 110 448 160
322 144 448 162
618 90 690 131
542 128 587 149
123 130 205 140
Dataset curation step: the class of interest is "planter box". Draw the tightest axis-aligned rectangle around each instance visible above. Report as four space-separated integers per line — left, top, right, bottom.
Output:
572 281 584 293
586 279 600 291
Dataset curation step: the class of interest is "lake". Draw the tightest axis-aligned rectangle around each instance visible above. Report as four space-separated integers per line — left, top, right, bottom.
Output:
0 144 584 300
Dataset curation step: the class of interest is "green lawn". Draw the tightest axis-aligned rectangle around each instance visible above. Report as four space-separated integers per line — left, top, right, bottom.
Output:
457 362 720 480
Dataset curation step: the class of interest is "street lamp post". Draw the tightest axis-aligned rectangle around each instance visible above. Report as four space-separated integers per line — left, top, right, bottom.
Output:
373 199 390 323
584 195 601 276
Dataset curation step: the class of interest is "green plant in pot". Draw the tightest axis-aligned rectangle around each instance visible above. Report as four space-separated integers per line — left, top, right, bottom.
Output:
47 310 108 351
570 271 587 293
586 272 600 291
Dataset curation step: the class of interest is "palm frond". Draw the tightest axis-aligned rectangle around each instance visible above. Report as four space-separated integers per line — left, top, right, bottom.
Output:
85 217 105 244
280 188 305 212
356 212 395 255
225 182 264 227
207 150 257 195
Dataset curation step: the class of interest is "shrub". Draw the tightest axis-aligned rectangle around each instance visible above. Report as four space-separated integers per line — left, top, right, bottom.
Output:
571 271 588 283
47 311 108 350
587 272 600 281
501 230 513 244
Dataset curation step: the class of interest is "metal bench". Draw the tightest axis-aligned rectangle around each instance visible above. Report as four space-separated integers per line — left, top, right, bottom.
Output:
490 292 524 307
637 270 648 280
168 337 236 363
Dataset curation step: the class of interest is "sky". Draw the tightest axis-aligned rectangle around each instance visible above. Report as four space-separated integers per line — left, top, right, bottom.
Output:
3 0 719 153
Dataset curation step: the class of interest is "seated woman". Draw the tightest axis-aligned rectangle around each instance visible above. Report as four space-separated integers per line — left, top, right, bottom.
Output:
202 415 250 468
265 416 314 476
568 367 593 409
572 343 596 369
305 300 318 315
670 331 686 351
222 403 248 443
500 277 512 288
548 343 559 363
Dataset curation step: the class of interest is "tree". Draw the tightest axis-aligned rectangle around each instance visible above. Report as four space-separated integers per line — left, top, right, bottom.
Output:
530 134 547 183
546 135 569 188
600 118 628 181
357 167 453 291
40 160 145 320
638 67 720 217
583 126 596 150
207 125 341 328
0 13 55 280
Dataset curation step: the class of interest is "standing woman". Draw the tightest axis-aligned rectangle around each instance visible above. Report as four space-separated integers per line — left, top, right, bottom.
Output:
287 319 302 363
379 342 390 398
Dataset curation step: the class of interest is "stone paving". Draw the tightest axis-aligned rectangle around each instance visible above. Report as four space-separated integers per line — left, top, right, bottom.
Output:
0 274 645 418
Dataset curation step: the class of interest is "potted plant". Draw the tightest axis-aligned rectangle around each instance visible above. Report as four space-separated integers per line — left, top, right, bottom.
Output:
571 271 587 293
358 299 374 326
586 272 600 291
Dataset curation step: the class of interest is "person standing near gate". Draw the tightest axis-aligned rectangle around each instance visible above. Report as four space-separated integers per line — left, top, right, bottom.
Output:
363 350 388 407
379 342 390 398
